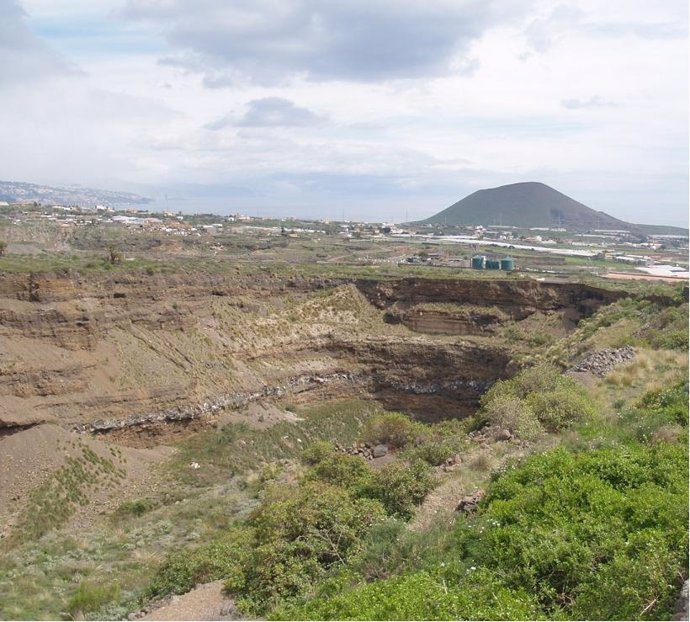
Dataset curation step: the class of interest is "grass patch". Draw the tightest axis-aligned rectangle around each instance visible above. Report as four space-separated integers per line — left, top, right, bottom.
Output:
171 399 386 486
5 445 126 548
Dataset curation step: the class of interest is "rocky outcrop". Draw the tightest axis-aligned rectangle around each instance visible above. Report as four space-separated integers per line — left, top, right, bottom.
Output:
398 306 508 336
341 441 389 460
74 372 361 437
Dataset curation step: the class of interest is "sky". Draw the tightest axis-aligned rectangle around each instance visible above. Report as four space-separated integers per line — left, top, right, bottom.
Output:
1 0 687 225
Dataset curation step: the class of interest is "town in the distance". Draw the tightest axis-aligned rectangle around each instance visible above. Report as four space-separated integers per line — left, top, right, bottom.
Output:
1 179 687 282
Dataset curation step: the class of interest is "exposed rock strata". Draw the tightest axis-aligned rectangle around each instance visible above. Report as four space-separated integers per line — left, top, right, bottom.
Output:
0 271 631 438
356 278 627 335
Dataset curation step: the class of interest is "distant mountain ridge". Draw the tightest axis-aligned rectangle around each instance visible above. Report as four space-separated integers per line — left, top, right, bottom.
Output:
418 182 688 236
0 180 150 206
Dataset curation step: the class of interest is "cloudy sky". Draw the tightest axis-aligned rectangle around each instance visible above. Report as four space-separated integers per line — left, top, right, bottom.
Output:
1 0 687 224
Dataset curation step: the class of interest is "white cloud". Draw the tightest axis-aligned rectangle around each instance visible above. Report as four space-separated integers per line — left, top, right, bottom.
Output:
122 0 528 84
0 0 78 86
205 97 327 130
0 0 685 225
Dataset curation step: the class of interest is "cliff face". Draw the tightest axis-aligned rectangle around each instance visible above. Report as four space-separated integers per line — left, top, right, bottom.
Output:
356 278 626 335
356 277 625 319
0 272 624 440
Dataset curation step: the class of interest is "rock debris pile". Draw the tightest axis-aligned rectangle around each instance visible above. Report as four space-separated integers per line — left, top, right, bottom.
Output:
340 441 389 460
570 346 636 377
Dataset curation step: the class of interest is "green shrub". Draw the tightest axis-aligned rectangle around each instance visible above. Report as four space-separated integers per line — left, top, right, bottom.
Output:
637 382 689 426
619 381 690 443
404 438 458 466
366 460 435 519
642 304 689 350
300 440 337 465
480 365 597 436
360 412 425 449
115 498 157 517
461 442 688 619
306 453 374 493
526 385 596 432
350 518 456 582
147 527 254 599
505 363 562 398
653 329 689 350
235 481 387 613
275 566 544 621
481 393 544 440
571 530 685 620
274 436 687 620
402 420 468 466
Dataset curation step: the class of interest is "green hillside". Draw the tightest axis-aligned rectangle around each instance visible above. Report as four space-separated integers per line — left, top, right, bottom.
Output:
418 182 688 236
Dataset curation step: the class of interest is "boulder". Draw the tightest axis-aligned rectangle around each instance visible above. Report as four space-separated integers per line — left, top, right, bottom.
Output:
372 444 389 458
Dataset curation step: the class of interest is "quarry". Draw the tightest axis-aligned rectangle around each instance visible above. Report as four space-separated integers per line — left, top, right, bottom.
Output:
0 271 627 438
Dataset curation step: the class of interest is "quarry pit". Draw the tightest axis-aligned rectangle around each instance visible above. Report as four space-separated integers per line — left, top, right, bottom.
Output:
0 271 626 446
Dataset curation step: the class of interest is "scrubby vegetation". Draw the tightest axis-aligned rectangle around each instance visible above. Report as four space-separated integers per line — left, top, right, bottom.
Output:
135 371 688 621
477 364 597 438
147 437 439 615
277 383 688 620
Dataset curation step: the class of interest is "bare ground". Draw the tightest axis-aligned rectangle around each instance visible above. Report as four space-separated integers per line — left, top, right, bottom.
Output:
140 581 241 621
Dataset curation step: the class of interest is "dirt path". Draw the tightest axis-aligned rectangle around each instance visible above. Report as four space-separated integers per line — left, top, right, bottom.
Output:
140 581 241 621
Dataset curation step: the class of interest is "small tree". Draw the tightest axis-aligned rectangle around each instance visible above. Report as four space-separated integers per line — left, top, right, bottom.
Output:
0 241 6 257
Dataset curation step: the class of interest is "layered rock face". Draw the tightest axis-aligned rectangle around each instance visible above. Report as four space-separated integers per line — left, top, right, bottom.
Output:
0 272 623 442
334 336 511 421
356 278 626 335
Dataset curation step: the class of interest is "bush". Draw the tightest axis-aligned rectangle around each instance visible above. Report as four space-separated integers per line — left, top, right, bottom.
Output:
366 460 435 519
350 518 456 582
501 363 562 399
275 566 544 621
147 527 254 600
360 412 425 449
620 381 690 443
402 420 468 466
637 382 689 427
236 481 387 613
404 439 458 466
642 304 689 350
306 453 374 493
570 531 685 620
300 440 337 465
461 442 688 619
480 365 597 436
526 385 596 432
480 393 544 440
115 498 157 517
